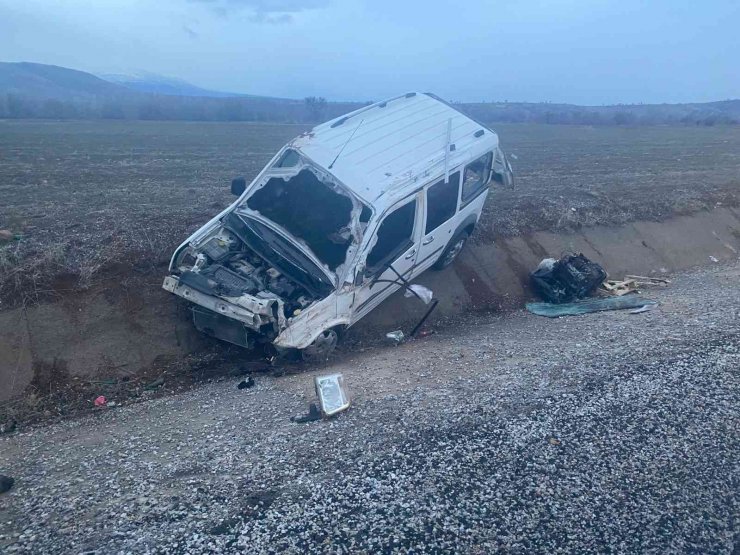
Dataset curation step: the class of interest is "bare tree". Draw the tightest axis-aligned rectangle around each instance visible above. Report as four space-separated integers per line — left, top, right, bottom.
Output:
304 96 327 122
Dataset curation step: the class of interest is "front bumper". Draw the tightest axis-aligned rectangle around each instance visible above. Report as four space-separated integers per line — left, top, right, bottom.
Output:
162 276 281 332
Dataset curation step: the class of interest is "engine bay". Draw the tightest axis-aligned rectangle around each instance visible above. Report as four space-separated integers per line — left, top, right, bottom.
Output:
174 230 318 320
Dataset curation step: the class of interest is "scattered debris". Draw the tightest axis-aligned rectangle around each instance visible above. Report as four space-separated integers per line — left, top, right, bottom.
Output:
625 275 670 286
0 475 14 494
629 304 656 314
0 419 17 435
93 395 107 407
709 256 719 263
229 361 270 377
291 402 321 424
530 253 607 303
548 438 561 446
417 329 435 338
601 279 638 296
526 296 657 318
386 330 405 343
404 284 434 305
290 373 351 423
237 377 255 390
409 298 440 337
315 373 351 417
144 377 165 390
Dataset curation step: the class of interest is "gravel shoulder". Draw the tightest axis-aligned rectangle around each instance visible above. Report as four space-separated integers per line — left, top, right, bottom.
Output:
1 261 739 554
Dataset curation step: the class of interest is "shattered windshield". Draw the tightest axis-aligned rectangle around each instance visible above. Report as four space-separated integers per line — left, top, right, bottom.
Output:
245 167 368 271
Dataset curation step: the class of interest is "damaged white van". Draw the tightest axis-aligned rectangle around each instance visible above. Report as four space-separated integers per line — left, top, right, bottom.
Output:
163 92 513 359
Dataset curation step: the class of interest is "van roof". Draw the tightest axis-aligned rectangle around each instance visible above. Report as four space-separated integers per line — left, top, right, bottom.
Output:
291 92 499 209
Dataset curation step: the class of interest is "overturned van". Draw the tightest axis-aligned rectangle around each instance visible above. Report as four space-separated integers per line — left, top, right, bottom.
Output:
163 92 513 359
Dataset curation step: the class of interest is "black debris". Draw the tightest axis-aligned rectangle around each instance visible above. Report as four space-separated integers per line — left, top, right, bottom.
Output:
0 475 14 494
530 253 607 303
291 402 321 424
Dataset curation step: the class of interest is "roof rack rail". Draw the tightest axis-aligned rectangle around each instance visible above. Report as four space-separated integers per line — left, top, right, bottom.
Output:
330 117 349 128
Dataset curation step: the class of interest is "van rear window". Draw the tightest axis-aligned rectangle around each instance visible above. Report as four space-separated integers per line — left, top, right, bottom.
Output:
461 152 492 205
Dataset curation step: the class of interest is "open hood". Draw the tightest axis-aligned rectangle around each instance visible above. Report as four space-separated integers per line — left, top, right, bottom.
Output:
235 151 371 285
223 211 335 298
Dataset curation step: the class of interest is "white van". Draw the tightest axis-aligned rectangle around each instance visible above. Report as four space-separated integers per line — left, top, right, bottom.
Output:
163 92 513 359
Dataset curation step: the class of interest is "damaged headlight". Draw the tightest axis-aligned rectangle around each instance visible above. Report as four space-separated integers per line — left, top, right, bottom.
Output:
314 373 350 416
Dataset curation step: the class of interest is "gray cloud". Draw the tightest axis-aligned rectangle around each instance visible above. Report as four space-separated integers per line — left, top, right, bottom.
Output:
182 25 199 38
248 12 293 24
190 0 328 18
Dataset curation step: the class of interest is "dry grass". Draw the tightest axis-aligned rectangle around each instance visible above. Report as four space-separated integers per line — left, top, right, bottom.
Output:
1 120 738 306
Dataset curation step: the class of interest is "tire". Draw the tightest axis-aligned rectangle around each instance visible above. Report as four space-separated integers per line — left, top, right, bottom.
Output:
432 231 469 271
301 328 341 362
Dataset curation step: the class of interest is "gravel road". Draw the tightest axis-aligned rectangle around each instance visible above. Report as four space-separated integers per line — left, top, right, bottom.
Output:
1 262 738 554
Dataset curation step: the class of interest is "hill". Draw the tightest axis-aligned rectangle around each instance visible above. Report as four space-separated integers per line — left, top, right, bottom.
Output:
97 71 246 98
1 61 737 125
0 62 136 100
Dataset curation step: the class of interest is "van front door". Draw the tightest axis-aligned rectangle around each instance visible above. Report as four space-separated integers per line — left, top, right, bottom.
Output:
350 194 422 324
416 171 461 273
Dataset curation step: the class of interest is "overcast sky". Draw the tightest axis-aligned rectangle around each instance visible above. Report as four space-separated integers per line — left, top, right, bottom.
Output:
1 0 738 104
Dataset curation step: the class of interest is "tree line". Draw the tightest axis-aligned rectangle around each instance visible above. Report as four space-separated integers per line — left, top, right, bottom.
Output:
0 93 736 126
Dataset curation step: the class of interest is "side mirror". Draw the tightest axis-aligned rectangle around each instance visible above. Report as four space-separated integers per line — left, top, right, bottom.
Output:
231 177 246 196
503 157 515 189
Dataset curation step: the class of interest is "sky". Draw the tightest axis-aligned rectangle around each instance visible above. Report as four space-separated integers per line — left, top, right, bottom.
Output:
0 0 738 104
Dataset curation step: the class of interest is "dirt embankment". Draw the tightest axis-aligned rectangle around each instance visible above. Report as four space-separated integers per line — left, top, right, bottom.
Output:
1 121 739 419
3 206 739 419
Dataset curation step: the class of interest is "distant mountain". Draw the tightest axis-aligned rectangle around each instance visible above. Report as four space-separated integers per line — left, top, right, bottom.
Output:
0 62 136 100
0 61 736 125
0 62 269 101
97 72 245 98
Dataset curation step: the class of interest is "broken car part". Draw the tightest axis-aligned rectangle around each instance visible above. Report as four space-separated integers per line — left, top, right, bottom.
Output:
163 92 513 358
530 253 608 304
314 373 351 417
526 297 657 318
404 284 434 305
291 402 322 424
0 475 14 494
629 304 656 314
386 330 405 343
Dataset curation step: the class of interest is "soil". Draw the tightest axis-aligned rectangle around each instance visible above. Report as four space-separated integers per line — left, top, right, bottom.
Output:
1 261 738 553
1 120 738 307
1 120 738 425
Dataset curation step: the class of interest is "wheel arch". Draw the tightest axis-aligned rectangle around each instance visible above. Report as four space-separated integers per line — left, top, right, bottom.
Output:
273 317 350 350
455 213 478 241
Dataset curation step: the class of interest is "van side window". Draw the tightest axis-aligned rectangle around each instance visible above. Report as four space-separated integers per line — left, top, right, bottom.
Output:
273 149 300 168
366 200 416 271
461 152 492 205
425 171 460 234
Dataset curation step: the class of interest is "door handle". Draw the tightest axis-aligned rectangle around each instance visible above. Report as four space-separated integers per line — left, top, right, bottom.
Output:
404 248 417 259
422 235 434 245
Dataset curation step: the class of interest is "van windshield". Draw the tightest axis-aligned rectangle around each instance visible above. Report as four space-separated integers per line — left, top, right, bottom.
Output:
244 168 368 271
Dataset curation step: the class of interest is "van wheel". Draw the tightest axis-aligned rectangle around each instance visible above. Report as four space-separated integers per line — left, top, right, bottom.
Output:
432 231 469 270
301 328 340 362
